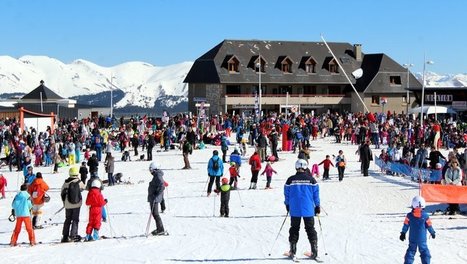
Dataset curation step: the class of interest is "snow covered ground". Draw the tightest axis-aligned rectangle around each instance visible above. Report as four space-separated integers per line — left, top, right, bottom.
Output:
0 136 466 264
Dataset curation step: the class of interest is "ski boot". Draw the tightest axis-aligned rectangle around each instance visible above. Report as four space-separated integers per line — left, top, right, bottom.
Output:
85 234 93 242
92 229 99 241
289 242 297 259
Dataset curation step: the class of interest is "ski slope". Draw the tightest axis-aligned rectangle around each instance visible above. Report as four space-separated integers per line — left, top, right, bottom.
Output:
0 137 466 264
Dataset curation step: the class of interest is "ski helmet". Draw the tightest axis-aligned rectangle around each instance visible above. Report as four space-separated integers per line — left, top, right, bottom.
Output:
295 159 308 170
149 162 159 172
411 196 426 208
91 179 102 189
69 166 79 176
221 177 229 184
435 163 442 169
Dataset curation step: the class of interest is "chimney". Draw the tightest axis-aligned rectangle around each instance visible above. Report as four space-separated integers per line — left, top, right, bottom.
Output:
354 44 362 62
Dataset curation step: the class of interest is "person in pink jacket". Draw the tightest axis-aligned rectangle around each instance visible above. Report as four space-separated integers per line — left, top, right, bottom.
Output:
261 162 277 189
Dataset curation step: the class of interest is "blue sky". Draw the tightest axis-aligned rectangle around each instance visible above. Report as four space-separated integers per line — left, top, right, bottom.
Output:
1 0 465 74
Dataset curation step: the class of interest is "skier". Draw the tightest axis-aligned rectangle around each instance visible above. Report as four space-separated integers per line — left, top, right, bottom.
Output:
148 161 167 236
284 159 321 261
61 166 85 242
85 180 107 241
248 151 262 189
260 161 277 189
318 155 334 180
10 184 36 246
27 172 49 229
400 196 436 264
219 177 231 217
228 162 240 190
335 150 347 181
207 150 223 196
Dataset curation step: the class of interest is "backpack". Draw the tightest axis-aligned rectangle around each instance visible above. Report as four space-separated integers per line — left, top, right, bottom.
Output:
212 158 219 171
63 180 82 204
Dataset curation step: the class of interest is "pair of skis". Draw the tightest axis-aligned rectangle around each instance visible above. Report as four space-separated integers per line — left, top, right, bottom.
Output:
283 251 324 263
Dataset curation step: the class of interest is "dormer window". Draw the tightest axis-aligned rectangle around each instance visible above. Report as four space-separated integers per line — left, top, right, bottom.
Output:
226 55 240 73
305 57 317 73
328 58 339 74
389 76 402 86
279 56 293 73
254 56 265 73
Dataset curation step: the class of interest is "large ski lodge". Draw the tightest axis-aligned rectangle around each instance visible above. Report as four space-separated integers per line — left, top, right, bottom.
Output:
184 39 423 116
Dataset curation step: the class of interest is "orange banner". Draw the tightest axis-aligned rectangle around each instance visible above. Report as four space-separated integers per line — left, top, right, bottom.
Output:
421 184 467 204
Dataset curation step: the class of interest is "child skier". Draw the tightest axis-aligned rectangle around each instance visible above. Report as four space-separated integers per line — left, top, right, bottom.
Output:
260 161 277 189
400 196 436 264
0 173 7 199
229 162 240 190
10 184 36 246
220 177 231 217
79 161 89 185
85 180 107 241
318 155 334 180
335 150 347 181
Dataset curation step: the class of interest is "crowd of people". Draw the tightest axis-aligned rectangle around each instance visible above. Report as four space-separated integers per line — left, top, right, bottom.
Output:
0 109 465 255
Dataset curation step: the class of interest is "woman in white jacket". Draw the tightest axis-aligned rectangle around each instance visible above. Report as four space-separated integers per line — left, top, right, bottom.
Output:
444 159 462 215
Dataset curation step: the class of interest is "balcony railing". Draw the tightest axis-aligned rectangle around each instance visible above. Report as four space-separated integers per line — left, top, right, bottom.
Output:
225 93 347 97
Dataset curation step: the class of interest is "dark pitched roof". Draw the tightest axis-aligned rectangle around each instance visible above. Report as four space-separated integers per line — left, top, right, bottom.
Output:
21 80 64 100
184 39 362 84
356 54 422 93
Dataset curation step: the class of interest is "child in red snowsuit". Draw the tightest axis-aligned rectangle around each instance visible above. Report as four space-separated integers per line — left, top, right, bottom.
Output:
260 162 277 189
0 173 7 199
318 155 334 180
85 180 107 241
228 163 240 190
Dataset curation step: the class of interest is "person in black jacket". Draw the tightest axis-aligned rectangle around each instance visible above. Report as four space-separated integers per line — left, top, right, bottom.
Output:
79 162 88 185
257 133 268 162
147 134 155 161
268 128 279 160
147 162 166 235
427 146 446 169
182 140 193 169
359 140 372 176
185 127 196 149
87 154 99 177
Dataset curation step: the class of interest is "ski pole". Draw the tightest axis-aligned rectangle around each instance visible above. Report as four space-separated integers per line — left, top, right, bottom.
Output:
320 205 329 216
268 212 288 256
201 177 210 197
105 204 119 241
317 215 328 256
145 201 156 237
213 194 216 217
236 188 244 207
44 206 65 224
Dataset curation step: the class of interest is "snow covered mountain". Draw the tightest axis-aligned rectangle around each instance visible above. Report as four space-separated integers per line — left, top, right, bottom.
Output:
0 55 193 114
417 71 467 87
0 55 465 115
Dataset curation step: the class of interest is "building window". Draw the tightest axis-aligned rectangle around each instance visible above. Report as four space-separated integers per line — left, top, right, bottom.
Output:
328 58 339 73
328 86 341 95
226 85 241 95
280 56 293 73
304 86 317 95
279 86 292 94
371 96 380 105
254 56 265 73
223 55 240 73
390 76 402 86
305 57 317 73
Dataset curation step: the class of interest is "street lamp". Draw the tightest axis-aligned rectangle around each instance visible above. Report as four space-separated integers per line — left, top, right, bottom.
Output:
256 58 262 120
420 57 434 128
110 74 117 118
403 63 414 117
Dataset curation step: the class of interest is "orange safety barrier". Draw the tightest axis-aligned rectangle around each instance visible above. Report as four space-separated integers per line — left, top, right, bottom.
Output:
421 184 467 204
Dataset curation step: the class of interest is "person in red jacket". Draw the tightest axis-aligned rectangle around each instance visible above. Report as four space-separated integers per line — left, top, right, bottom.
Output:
0 173 7 199
85 180 107 241
248 151 262 190
318 155 334 180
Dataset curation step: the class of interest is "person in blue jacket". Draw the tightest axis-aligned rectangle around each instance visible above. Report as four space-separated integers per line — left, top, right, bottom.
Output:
284 159 321 260
23 165 36 185
10 184 36 246
400 196 436 264
207 150 224 196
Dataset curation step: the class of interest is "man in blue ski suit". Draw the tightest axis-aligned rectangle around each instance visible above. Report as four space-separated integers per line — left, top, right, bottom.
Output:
400 196 436 264
284 159 320 260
